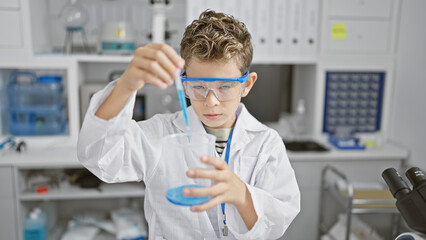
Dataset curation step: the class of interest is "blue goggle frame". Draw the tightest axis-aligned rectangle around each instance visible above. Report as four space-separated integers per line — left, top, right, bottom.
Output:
180 70 250 83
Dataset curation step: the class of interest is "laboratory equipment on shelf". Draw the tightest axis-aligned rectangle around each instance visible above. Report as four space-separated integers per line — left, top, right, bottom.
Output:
7 71 66 135
100 22 135 55
61 0 90 54
292 99 307 139
382 167 426 238
318 165 400 240
323 71 385 150
0 136 26 152
162 133 216 206
150 0 170 44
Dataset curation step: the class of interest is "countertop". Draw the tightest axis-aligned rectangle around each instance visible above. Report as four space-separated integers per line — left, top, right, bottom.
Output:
287 142 408 162
0 142 409 167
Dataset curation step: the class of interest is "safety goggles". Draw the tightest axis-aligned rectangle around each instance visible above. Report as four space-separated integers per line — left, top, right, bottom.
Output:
181 71 249 101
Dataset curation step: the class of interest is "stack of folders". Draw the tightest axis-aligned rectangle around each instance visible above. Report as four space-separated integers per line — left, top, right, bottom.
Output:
186 0 319 62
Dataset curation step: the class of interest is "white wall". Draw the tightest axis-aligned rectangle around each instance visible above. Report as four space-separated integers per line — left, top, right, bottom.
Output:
390 0 426 170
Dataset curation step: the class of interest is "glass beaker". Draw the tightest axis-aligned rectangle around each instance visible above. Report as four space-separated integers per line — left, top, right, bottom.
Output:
162 133 216 206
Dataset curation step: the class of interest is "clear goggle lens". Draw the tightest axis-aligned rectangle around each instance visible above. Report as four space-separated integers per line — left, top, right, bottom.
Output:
183 81 245 101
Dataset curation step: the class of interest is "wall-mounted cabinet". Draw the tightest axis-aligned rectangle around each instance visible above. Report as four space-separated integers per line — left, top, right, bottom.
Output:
327 0 392 18
325 20 391 54
321 0 398 56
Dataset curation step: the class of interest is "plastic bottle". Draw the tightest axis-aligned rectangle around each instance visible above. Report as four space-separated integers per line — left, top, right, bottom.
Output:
33 207 47 230
292 99 306 140
24 209 47 240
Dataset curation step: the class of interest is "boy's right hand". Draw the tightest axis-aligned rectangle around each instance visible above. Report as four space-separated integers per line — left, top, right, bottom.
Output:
119 43 185 92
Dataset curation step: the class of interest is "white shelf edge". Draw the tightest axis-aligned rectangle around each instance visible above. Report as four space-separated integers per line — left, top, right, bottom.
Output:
28 54 318 65
19 184 145 201
19 192 145 201
34 54 133 63
287 142 409 162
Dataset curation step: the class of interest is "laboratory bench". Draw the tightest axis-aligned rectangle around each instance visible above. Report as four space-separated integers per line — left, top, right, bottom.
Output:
0 141 408 166
0 142 408 240
285 142 408 240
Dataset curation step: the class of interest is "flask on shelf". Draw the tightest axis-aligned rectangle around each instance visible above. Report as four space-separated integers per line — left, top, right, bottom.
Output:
61 0 90 54
7 71 67 135
24 208 47 240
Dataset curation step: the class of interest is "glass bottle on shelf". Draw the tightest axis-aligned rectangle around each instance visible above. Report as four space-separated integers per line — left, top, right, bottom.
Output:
292 99 306 140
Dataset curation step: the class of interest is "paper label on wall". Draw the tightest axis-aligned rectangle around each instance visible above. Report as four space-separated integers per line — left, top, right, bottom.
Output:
331 23 346 40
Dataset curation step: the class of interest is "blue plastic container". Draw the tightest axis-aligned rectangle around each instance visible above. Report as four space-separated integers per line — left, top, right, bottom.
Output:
7 71 66 135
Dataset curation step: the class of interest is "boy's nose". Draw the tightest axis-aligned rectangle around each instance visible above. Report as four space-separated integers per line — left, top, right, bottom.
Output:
205 90 220 107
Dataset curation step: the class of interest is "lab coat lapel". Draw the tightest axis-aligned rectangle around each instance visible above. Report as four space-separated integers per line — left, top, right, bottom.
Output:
231 104 268 153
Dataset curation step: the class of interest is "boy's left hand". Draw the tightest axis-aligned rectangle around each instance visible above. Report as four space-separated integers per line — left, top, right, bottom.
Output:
183 155 248 212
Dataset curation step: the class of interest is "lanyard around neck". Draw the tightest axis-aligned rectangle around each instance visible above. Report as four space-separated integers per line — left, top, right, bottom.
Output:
221 126 235 227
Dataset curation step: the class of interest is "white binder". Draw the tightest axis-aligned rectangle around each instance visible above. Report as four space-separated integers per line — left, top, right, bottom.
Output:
239 0 256 38
271 0 289 60
205 0 221 13
253 0 272 60
302 0 319 57
186 0 206 25
220 0 239 17
287 0 303 56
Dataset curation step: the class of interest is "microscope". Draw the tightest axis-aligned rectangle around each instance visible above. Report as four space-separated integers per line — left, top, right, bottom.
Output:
382 167 426 240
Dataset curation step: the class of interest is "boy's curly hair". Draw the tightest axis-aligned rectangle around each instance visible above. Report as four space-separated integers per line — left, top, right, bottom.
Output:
180 10 253 75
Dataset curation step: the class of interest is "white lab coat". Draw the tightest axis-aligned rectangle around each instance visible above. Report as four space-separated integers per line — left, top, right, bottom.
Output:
77 81 300 240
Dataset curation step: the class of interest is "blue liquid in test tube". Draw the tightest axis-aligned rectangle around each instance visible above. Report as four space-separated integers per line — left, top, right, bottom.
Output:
175 69 192 141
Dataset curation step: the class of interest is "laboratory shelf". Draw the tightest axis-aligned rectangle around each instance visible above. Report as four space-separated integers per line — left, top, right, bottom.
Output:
318 165 400 240
94 232 116 240
32 53 318 65
19 182 145 201
34 54 133 63
48 219 121 240
327 182 397 214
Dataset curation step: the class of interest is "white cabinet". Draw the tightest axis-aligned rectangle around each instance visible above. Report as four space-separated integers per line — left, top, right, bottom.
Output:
326 20 391 53
321 0 398 56
0 10 23 47
328 0 392 18
14 164 146 240
0 167 17 240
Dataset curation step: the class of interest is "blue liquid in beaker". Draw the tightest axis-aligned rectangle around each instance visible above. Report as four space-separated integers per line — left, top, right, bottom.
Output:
166 184 212 206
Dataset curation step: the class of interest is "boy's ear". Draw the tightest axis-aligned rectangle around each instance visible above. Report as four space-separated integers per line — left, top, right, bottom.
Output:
242 72 257 97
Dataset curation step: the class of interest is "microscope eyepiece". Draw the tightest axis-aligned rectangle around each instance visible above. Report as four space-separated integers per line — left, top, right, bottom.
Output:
382 166 426 234
382 168 411 199
406 167 426 189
